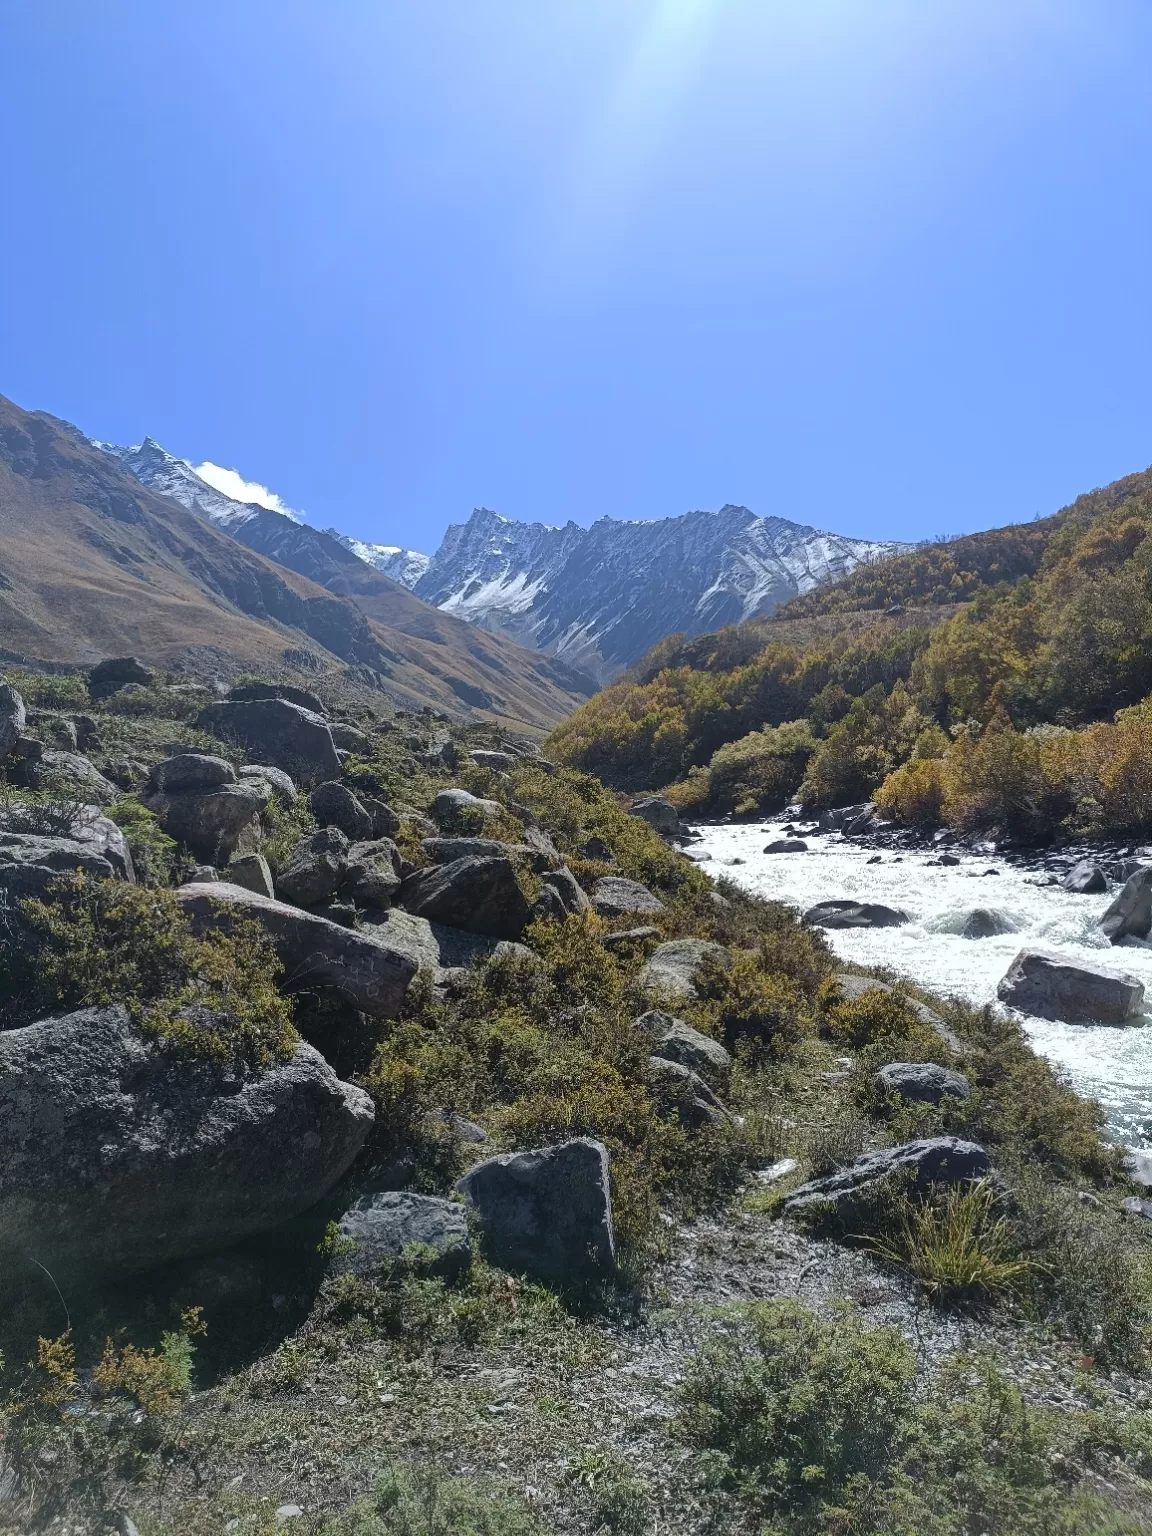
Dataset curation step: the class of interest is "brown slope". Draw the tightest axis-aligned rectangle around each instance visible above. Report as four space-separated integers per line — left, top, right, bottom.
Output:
0 398 588 727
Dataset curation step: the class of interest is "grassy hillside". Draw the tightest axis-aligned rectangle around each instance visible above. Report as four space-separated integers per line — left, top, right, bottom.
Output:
550 463 1152 839
0 396 590 730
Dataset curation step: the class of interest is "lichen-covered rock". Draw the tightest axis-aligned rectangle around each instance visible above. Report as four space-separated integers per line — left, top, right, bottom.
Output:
309 782 375 841
591 877 665 918
784 1137 991 1219
275 826 350 907
0 682 26 760
333 1192 471 1281
177 881 417 1017
875 1062 972 1106
639 940 729 1001
456 1138 615 1284
634 1009 732 1087
0 1005 373 1281
196 699 340 787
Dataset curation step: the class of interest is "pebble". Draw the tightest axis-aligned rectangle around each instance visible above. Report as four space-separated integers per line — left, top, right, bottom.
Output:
275 1507 303 1520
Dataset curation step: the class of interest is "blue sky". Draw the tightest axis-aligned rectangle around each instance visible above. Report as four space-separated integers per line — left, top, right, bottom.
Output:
2 1 1150 553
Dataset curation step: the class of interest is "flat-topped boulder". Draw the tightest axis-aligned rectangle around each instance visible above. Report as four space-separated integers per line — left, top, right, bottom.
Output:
176 881 417 1017
784 1137 991 1219
997 948 1144 1024
875 1062 971 1106
0 1004 373 1281
149 753 235 793
398 855 532 940
639 939 730 1001
591 876 665 918
226 681 326 715
196 698 341 787
804 900 909 930
456 1138 615 1285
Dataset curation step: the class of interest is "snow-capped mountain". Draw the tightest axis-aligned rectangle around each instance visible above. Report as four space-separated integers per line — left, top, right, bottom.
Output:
96 435 908 688
335 535 430 588
411 505 909 683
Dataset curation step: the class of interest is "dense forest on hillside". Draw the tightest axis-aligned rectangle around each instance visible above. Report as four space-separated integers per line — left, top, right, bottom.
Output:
549 465 1152 841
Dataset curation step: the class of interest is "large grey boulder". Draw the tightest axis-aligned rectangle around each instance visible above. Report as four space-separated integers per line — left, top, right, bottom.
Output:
196 699 341 787
309 781 374 841
634 1010 732 1088
1101 868 1152 943
143 777 269 864
629 795 681 836
150 754 235 794
0 805 134 882
764 839 808 854
27 751 119 806
333 1192 471 1281
421 836 549 871
432 787 505 831
226 681 326 714
0 832 121 905
226 852 275 898
0 1005 373 1281
1063 861 1107 895
275 826 350 907
176 882 418 1017
456 1138 615 1284
330 722 373 755
875 1062 972 1106
238 763 298 805
639 939 729 1001
591 877 665 918
469 749 517 772
398 856 532 940
537 868 591 918
804 900 909 930
997 949 1144 1024
784 1137 991 1218
88 656 153 699
342 838 402 908
0 682 26 759
359 908 441 972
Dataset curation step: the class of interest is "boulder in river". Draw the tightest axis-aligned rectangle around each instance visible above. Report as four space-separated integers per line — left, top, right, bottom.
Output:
0 1004 373 1281
1100 867 1152 943
959 908 1014 940
764 838 808 853
783 1136 991 1219
804 900 909 930
1063 860 1108 895
456 1137 615 1285
997 948 1144 1025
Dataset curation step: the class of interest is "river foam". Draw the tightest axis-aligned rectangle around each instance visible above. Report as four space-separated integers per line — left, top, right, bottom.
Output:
690 819 1152 1148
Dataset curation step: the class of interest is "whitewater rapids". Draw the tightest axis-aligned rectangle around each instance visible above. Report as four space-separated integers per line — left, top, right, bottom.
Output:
690 819 1152 1149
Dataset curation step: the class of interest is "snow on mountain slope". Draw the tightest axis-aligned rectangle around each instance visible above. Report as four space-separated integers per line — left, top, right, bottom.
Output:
95 438 294 531
336 535 430 588
413 505 910 684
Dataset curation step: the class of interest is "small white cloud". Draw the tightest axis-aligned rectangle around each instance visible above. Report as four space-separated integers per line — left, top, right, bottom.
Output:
192 461 305 523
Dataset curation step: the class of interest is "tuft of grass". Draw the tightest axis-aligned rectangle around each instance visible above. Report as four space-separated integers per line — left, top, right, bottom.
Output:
323 1461 545 1536
868 1179 1036 1305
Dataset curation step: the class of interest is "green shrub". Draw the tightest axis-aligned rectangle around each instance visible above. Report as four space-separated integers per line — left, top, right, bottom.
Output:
105 798 179 886
327 1462 544 1536
566 1448 652 1536
690 952 810 1055
676 1298 915 1516
2 876 297 1064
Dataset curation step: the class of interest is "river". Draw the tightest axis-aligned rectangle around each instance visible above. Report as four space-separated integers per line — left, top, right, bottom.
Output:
689 818 1152 1149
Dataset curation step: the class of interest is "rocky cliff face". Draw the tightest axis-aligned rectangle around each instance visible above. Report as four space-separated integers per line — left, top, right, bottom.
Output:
413 506 908 683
